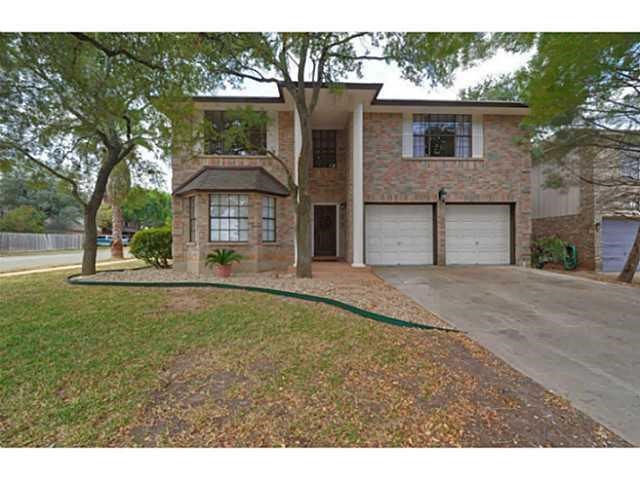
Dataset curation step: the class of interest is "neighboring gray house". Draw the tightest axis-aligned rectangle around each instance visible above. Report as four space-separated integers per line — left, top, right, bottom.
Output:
532 148 640 272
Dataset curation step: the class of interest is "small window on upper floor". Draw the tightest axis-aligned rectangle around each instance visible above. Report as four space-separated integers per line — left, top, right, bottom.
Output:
620 153 640 181
204 110 267 156
412 114 472 158
313 130 337 168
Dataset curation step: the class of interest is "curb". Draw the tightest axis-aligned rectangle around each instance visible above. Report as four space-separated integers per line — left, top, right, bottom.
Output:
67 268 461 333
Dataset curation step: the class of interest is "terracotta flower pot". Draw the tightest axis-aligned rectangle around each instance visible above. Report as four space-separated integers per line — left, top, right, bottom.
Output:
216 264 232 278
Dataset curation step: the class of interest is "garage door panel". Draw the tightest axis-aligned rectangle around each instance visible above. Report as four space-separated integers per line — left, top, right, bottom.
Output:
602 218 640 272
446 205 511 265
365 204 434 265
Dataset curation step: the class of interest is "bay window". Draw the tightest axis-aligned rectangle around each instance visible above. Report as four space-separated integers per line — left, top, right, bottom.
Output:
209 194 249 242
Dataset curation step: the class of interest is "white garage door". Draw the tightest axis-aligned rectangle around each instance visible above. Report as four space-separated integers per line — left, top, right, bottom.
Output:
446 205 511 265
365 204 434 265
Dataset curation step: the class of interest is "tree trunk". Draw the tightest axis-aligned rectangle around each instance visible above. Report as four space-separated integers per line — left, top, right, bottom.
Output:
111 204 124 259
80 146 125 275
296 193 312 277
618 224 640 283
295 112 314 278
82 204 99 275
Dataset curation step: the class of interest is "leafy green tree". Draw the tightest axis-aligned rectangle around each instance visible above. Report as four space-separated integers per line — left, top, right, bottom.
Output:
122 186 172 228
0 165 83 231
0 33 201 274
459 73 525 102
0 205 46 233
462 33 640 282
197 32 491 277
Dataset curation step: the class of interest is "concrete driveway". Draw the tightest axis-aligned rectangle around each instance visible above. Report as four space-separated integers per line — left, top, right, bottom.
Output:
375 266 640 445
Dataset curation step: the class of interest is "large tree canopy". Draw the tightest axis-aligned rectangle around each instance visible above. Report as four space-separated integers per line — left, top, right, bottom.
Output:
0 33 204 273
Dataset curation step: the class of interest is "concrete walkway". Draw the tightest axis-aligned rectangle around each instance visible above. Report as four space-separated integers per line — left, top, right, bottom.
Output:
375 266 640 445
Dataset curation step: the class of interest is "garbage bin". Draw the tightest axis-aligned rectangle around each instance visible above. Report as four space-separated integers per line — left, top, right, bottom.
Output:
563 244 577 270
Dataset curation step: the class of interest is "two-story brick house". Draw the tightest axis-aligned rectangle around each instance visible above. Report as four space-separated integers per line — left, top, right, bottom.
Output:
171 82 531 273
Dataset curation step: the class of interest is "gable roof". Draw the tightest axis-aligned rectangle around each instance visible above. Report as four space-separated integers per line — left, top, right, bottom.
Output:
172 166 289 197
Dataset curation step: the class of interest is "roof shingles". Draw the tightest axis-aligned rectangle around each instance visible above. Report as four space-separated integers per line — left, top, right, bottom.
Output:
173 166 289 197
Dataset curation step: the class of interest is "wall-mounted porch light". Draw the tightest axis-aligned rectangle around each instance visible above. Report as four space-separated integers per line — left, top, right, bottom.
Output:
438 187 448 203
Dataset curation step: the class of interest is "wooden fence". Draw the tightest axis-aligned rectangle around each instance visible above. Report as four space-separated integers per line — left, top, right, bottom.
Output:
0 232 84 252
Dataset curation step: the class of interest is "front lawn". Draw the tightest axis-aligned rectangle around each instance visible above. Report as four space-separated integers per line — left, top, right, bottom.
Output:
0 270 627 447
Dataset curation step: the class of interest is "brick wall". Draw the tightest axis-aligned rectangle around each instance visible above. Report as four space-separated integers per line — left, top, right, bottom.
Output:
362 113 532 266
172 109 534 271
532 215 595 269
172 111 295 273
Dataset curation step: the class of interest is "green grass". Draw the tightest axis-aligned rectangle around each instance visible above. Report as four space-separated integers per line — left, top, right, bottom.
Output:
1 269 424 446
0 268 624 447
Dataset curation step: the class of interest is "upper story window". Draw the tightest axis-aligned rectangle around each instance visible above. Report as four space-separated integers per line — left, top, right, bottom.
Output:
188 196 196 242
313 130 337 168
620 153 640 180
204 110 266 156
412 114 472 158
262 196 276 242
209 194 249 242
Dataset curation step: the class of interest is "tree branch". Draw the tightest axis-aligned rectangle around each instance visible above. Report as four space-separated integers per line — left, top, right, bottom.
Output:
3 142 87 206
70 33 165 71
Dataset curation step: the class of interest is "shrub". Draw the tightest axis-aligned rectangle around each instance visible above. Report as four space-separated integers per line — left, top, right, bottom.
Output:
130 226 172 268
531 236 567 269
205 249 243 267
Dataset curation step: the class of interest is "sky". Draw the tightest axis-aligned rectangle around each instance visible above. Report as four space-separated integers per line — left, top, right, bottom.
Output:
157 49 531 191
211 49 531 100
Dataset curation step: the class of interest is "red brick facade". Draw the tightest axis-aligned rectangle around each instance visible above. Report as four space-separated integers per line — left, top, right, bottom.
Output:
172 111 296 274
362 113 532 266
172 104 532 272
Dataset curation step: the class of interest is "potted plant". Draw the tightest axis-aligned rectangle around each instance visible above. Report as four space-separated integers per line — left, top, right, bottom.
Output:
205 249 243 278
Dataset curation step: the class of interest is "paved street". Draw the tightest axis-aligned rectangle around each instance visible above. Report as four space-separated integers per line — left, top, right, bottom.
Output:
0 248 127 273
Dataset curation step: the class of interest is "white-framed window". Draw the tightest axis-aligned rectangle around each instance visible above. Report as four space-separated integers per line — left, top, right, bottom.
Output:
209 194 249 242
262 196 276 242
412 114 472 158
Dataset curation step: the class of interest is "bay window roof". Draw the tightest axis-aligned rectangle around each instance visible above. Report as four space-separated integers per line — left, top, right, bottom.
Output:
173 166 289 197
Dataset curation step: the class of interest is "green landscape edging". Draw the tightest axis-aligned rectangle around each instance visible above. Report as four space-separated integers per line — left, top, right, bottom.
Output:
66 269 460 333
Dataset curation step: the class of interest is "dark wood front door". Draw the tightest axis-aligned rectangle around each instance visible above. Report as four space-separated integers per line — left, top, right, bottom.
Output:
313 205 337 257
